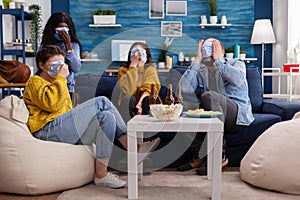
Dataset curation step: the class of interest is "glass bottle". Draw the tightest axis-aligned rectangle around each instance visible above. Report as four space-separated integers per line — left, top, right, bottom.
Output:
149 84 157 116
174 84 183 104
165 84 174 105
149 84 157 105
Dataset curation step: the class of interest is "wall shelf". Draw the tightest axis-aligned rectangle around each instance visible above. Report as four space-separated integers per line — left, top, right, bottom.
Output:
80 58 101 62
226 57 257 63
199 23 232 28
0 6 33 64
89 24 122 28
243 58 257 63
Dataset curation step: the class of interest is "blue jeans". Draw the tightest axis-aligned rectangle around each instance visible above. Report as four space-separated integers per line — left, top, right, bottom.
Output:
34 96 127 159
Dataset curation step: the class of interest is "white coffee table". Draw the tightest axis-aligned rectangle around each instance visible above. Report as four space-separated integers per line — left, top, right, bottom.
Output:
127 115 224 200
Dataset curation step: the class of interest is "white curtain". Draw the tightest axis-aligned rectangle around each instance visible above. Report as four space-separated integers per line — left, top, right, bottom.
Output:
288 0 300 94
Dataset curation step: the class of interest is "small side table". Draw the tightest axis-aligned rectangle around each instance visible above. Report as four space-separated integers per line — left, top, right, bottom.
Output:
262 68 300 101
127 115 224 200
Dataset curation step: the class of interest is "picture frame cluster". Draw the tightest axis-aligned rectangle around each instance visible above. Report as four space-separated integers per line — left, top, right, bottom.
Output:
149 0 187 37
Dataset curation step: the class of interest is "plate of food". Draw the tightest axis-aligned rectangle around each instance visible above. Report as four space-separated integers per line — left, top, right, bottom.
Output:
182 109 222 118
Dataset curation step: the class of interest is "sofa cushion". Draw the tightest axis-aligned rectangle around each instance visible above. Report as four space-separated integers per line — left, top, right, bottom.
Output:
0 95 94 195
246 66 263 113
225 113 281 146
225 113 281 166
240 116 300 194
75 73 100 104
263 98 300 120
95 75 118 100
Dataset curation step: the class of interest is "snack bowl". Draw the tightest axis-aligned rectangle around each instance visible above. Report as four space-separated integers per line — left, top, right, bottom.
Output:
150 104 183 121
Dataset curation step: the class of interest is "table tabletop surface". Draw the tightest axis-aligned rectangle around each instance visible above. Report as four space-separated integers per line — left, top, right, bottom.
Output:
127 115 223 132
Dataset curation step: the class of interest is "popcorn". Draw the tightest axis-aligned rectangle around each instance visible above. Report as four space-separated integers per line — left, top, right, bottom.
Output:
150 104 183 121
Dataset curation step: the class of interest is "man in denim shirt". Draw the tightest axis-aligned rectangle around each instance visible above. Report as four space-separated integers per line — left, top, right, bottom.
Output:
177 38 254 173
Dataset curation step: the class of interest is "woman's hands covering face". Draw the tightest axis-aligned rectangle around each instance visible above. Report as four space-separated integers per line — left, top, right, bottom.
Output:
130 48 147 68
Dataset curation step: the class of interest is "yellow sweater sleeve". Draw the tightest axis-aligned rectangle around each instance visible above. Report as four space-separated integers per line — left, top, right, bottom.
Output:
117 65 161 104
23 75 72 133
139 66 161 96
118 66 139 96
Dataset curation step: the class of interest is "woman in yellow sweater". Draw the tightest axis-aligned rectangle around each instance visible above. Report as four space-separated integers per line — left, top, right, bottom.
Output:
117 42 161 122
23 45 160 189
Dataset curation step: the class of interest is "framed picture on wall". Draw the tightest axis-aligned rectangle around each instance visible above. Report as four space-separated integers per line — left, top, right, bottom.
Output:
166 1 187 16
161 21 182 37
149 0 164 19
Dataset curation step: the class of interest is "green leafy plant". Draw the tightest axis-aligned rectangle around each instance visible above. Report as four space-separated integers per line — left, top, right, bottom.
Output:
29 4 42 52
3 0 12 9
225 46 234 53
93 9 116 15
158 37 174 62
240 50 247 54
207 0 217 16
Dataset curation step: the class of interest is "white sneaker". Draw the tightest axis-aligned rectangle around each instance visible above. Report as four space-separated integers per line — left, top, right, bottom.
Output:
94 173 126 189
138 137 161 164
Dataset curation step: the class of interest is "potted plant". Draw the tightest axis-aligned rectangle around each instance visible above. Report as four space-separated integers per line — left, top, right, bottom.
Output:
225 46 234 59
207 0 218 24
93 9 116 25
3 0 12 8
29 4 42 52
158 37 174 67
239 50 247 59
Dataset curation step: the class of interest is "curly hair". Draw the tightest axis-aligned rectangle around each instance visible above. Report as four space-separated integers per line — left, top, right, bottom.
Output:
41 12 82 53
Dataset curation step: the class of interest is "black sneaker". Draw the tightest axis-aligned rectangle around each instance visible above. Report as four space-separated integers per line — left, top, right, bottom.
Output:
177 157 206 172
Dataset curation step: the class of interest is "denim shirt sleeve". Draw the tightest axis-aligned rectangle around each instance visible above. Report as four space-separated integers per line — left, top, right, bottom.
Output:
214 58 254 126
65 42 81 73
214 59 246 87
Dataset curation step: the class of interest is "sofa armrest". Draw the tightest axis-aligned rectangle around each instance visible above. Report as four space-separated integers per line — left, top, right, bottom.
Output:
262 98 300 120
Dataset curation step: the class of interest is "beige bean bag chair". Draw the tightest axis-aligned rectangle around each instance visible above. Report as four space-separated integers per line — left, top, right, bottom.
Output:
0 95 94 195
240 112 300 195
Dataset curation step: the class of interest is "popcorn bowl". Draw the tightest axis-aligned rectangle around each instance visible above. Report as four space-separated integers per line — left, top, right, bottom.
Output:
150 104 183 121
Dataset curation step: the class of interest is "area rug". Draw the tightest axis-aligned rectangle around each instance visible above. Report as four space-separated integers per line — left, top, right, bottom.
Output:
57 171 300 200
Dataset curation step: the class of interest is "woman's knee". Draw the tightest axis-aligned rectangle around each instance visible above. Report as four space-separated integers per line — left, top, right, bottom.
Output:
97 110 115 124
94 96 113 110
95 96 111 104
97 111 116 139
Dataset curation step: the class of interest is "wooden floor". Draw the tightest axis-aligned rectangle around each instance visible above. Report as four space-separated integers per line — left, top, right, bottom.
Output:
0 167 239 200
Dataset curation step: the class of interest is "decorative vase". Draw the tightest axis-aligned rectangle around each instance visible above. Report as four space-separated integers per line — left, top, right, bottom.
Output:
201 15 207 24
221 15 227 24
210 16 217 24
178 52 184 62
158 62 165 69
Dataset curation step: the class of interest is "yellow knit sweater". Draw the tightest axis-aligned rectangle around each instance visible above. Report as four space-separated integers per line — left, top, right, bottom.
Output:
117 65 161 105
23 75 72 133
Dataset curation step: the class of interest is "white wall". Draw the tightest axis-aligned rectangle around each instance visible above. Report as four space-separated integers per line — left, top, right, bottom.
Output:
273 0 288 68
273 0 300 97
